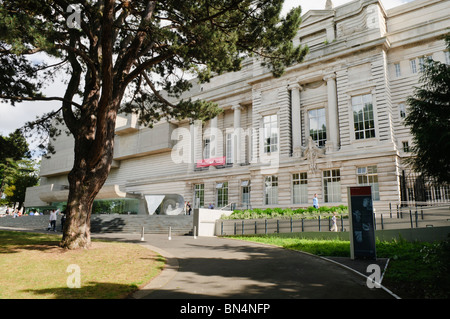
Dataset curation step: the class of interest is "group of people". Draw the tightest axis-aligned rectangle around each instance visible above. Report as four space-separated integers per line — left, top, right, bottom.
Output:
28 211 43 216
2 208 45 217
4 208 22 218
46 209 66 232
1 207 68 232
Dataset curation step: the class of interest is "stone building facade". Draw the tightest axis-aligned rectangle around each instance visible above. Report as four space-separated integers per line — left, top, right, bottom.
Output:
24 0 450 214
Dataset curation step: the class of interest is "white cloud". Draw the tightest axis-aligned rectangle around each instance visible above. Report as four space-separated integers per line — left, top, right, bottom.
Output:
0 53 68 136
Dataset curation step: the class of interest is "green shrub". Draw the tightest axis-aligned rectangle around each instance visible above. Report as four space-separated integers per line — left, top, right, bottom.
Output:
293 208 306 214
253 208 263 215
222 206 348 220
274 207 284 214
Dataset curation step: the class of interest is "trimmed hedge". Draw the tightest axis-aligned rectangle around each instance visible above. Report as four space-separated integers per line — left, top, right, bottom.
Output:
221 205 348 220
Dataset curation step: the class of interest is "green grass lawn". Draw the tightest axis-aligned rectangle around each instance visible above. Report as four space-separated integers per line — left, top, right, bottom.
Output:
0 230 165 299
231 234 450 299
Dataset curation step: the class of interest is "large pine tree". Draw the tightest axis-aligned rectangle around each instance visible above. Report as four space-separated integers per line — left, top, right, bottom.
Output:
405 35 450 184
0 0 308 249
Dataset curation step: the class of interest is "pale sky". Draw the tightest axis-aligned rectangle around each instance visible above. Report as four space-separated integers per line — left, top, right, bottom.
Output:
0 0 415 141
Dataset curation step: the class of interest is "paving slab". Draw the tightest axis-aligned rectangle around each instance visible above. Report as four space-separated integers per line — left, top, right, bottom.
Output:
0 226 398 299
92 233 397 299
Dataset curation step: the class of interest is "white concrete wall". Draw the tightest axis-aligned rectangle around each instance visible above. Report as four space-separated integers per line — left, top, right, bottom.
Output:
193 208 233 237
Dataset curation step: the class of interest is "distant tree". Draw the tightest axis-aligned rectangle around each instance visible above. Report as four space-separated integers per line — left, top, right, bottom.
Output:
0 0 308 249
2 159 40 209
405 35 450 184
0 130 31 198
0 130 30 163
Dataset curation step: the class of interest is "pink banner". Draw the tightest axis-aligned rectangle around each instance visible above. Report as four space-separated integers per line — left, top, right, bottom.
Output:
196 156 226 168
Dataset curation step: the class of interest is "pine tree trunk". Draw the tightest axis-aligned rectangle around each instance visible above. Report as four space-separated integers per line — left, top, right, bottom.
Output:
59 154 110 249
59 106 118 249
60 189 94 250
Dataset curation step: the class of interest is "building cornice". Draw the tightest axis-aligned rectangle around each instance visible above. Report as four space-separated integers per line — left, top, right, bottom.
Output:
247 36 390 86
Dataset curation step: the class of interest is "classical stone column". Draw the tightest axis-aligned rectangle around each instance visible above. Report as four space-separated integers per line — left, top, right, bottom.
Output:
232 104 242 164
210 116 218 158
324 73 339 152
289 83 302 157
190 120 202 170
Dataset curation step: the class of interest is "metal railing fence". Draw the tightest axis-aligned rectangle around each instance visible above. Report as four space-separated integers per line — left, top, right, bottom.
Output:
217 204 450 236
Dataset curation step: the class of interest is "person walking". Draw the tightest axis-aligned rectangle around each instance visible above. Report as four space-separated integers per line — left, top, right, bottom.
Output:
186 202 192 215
330 212 338 232
48 209 57 232
313 193 320 209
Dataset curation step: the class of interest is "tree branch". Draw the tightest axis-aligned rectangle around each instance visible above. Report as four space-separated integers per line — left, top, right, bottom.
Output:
123 50 176 87
62 33 83 136
138 64 176 109
55 44 97 73
0 95 81 108
114 1 157 79
24 106 63 129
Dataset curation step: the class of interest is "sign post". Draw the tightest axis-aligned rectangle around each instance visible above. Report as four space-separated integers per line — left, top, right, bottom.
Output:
348 186 376 260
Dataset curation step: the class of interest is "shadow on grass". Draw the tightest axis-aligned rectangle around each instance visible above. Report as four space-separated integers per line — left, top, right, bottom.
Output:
0 231 61 254
21 282 141 299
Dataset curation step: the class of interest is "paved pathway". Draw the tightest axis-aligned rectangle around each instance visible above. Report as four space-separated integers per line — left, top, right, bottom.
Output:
92 233 398 299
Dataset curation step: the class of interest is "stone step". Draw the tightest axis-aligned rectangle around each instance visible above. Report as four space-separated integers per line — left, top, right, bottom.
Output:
90 214 193 235
0 214 194 235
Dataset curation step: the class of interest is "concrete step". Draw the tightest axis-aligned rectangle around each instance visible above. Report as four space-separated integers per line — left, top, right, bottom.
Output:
90 214 193 235
0 214 194 235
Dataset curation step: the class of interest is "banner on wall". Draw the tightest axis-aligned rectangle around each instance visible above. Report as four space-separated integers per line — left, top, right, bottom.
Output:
196 156 226 168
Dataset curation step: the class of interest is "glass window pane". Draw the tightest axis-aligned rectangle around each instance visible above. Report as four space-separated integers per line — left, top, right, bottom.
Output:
309 108 327 147
323 169 341 203
263 115 278 153
352 94 376 140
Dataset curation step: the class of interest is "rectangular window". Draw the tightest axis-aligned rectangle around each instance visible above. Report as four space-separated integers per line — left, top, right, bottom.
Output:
203 138 210 159
418 57 425 72
264 175 278 205
352 94 375 140
399 103 406 119
323 169 341 203
194 184 205 208
357 166 380 200
216 182 228 208
443 186 450 201
445 51 450 65
402 141 410 153
263 115 278 153
434 186 441 201
241 180 250 208
394 63 401 77
410 59 417 74
308 108 327 147
293 173 308 204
